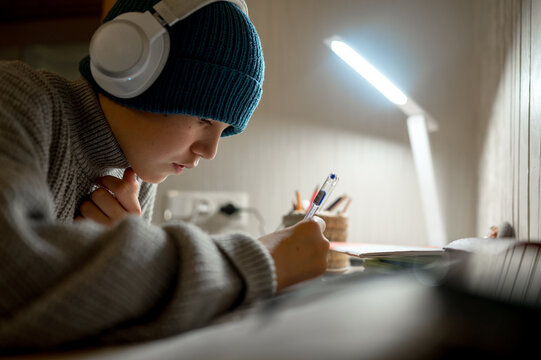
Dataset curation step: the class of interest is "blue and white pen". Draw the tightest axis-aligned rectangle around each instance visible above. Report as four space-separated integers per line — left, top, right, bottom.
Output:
304 173 339 221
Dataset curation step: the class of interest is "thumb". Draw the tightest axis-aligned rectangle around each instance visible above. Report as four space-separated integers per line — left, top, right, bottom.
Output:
123 167 140 193
311 216 326 232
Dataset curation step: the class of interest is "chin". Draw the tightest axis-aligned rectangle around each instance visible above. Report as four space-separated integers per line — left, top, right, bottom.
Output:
136 171 168 184
147 176 168 184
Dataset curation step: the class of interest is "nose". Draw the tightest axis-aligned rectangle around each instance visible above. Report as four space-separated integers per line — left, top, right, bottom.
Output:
191 134 220 160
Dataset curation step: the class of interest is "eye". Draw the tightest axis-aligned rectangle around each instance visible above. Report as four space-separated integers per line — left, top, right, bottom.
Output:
198 118 213 126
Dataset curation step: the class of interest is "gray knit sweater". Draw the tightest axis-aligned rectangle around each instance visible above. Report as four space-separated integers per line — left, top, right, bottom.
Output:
0 61 276 350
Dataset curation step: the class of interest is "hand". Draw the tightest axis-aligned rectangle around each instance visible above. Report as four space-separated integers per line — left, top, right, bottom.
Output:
259 216 329 292
75 167 141 226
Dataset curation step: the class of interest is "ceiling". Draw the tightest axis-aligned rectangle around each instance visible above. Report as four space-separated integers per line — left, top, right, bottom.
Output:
0 0 102 23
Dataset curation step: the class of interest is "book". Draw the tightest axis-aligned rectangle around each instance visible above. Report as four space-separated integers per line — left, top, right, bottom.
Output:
329 241 443 258
442 237 518 254
440 239 541 308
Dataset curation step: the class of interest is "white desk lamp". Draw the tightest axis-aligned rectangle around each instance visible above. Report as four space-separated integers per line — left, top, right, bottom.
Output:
325 36 446 247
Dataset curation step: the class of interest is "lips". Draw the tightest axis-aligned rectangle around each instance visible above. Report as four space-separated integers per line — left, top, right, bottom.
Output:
172 163 185 174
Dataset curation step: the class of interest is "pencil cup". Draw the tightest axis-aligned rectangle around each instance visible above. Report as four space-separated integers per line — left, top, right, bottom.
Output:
282 210 350 271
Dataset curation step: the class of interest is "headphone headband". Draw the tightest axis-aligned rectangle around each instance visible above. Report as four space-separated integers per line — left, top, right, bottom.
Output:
154 0 248 26
89 0 250 98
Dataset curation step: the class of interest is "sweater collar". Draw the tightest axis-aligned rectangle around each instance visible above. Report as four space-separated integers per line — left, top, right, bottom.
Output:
68 79 130 171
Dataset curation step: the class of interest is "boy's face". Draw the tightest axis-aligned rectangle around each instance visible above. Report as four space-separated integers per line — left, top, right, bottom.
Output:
99 94 230 184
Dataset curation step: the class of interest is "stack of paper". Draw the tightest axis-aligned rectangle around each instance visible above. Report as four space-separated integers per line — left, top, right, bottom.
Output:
330 242 443 258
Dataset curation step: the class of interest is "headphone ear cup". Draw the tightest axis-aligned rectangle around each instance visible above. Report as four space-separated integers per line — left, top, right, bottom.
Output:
89 11 170 98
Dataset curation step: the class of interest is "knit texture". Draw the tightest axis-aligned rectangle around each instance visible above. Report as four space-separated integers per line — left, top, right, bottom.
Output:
79 0 264 136
0 61 276 350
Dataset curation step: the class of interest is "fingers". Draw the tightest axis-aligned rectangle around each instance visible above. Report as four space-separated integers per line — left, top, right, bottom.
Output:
298 219 330 253
260 219 330 292
96 168 141 215
79 192 115 226
75 168 142 226
310 216 326 232
78 188 133 226
122 167 139 190
93 187 129 219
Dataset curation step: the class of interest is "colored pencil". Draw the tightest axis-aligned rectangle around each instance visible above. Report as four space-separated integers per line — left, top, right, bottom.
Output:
310 185 319 204
338 197 352 215
295 190 303 211
326 194 345 211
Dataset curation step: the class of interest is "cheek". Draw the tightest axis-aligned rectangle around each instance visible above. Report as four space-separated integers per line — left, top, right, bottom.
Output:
147 130 191 158
137 119 199 161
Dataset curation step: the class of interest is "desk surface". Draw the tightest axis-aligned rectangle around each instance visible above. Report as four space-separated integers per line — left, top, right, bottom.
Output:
6 259 541 360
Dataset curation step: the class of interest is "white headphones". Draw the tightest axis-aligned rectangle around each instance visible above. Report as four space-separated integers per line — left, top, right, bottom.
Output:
89 0 249 98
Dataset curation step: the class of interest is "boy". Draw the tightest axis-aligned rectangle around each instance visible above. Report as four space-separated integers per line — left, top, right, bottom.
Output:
0 0 329 350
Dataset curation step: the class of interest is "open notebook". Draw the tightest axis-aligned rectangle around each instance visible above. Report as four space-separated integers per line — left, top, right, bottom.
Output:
329 241 444 258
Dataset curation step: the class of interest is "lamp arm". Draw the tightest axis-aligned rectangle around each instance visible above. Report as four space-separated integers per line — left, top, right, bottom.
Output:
407 114 446 246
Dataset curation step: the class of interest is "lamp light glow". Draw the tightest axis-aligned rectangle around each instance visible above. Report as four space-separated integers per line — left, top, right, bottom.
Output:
325 36 446 247
329 40 408 106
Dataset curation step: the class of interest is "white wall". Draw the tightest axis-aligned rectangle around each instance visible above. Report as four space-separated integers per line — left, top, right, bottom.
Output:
475 0 541 240
154 0 480 245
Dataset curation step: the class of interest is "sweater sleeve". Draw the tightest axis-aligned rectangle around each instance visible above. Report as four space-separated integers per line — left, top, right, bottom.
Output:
0 63 276 350
139 181 157 223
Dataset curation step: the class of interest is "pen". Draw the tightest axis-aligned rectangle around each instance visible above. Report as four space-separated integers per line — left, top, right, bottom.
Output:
303 173 339 221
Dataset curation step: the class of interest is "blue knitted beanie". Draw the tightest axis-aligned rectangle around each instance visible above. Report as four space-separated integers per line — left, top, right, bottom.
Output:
79 0 264 136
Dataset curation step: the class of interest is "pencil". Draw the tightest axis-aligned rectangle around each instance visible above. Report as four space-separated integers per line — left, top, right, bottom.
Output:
295 190 303 211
